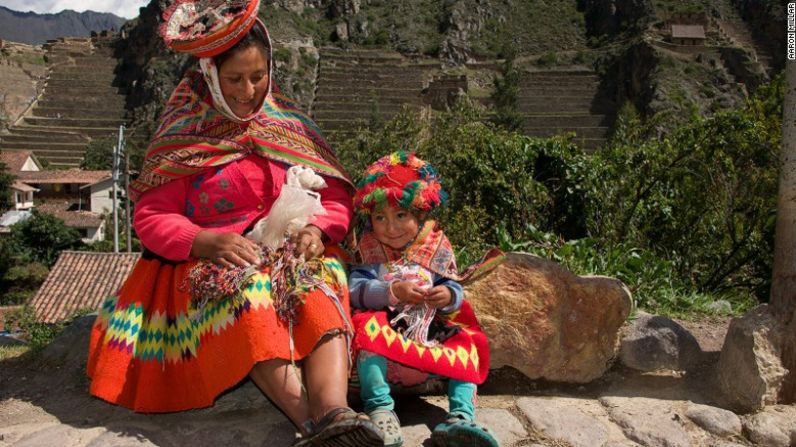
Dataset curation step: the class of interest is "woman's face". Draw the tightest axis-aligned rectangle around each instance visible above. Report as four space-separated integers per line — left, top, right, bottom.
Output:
217 45 269 118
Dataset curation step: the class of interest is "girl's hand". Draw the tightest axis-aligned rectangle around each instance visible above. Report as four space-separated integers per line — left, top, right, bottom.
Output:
191 230 262 268
391 281 426 305
292 225 325 259
424 286 453 309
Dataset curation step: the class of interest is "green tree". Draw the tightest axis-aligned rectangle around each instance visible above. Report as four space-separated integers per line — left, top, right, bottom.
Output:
80 137 116 170
490 52 523 132
8 210 83 266
0 160 15 211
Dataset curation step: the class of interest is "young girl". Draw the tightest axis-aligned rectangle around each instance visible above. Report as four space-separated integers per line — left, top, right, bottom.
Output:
349 152 501 447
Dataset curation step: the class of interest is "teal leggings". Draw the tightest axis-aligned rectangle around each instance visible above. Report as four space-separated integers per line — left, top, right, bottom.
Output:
357 351 476 420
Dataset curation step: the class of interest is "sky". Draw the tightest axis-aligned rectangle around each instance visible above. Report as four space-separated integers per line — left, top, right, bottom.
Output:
0 0 147 19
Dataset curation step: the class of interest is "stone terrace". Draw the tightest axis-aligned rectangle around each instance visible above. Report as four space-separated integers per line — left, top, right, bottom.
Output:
311 48 440 142
517 69 614 151
0 36 126 169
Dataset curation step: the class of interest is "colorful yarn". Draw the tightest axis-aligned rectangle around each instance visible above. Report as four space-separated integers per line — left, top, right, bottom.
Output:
353 151 447 218
184 238 336 325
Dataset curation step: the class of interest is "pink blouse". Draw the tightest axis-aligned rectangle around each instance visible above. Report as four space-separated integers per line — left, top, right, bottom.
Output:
133 155 353 261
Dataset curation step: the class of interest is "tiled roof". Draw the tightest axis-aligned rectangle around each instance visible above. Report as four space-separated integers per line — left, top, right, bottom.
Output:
0 150 36 173
11 181 37 192
671 24 706 39
17 169 111 185
37 201 104 228
29 251 140 323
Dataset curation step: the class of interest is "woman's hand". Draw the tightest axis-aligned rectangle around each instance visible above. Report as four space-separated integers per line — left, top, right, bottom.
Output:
391 281 426 305
191 230 262 268
292 224 325 259
424 286 453 309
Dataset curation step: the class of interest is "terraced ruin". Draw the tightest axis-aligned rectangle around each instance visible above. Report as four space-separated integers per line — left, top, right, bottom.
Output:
311 48 439 142
518 70 613 151
0 36 126 169
311 48 614 150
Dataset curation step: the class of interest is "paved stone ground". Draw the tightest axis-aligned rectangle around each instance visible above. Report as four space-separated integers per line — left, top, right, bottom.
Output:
1 318 795 446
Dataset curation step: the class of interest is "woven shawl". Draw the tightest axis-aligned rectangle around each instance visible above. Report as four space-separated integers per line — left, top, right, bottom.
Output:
357 220 504 283
129 71 351 201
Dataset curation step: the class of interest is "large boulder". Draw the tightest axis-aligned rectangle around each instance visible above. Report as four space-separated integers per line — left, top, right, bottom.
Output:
465 252 632 383
715 304 788 412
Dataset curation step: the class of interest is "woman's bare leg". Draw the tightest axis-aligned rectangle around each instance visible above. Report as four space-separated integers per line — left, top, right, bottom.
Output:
250 359 311 432
302 334 351 420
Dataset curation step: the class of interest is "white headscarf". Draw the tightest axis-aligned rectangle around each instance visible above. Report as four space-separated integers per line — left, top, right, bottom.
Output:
198 19 273 123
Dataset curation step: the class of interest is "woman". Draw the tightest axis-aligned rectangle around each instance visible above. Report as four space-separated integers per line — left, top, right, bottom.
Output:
86 1 382 446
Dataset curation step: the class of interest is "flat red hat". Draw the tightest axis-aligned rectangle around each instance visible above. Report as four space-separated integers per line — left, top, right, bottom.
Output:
160 0 261 58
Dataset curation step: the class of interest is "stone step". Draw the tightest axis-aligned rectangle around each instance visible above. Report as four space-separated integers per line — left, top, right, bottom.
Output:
43 85 122 96
44 55 75 65
522 70 599 78
318 77 425 89
315 86 423 97
37 96 126 109
320 65 432 74
45 78 118 89
519 78 600 86
3 128 91 143
319 65 433 76
41 156 85 168
50 67 117 78
312 95 423 109
23 116 126 128
0 148 79 167
311 102 408 113
13 124 121 139
516 95 609 105
517 85 601 95
30 148 88 158
0 141 89 152
33 106 126 119
522 126 610 138
311 108 412 120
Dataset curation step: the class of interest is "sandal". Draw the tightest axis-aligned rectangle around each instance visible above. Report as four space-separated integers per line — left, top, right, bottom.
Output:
368 409 403 447
431 415 499 447
293 407 383 447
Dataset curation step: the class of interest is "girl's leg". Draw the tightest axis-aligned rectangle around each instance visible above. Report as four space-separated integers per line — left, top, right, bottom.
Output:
357 351 395 413
249 358 310 431
433 380 498 447
448 379 477 421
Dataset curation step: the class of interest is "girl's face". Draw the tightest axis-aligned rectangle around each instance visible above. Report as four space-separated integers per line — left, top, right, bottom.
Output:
370 205 420 249
218 45 269 118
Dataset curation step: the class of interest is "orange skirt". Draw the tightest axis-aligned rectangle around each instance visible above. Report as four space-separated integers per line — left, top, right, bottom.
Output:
87 250 351 413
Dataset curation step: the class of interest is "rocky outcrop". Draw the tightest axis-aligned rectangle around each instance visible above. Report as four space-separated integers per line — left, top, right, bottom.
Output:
264 0 326 14
0 43 47 131
716 304 788 412
465 252 632 383
730 0 786 72
580 0 655 37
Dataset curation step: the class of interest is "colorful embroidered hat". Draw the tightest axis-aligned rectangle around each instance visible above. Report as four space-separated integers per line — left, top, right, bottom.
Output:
353 151 447 217
160 0 261 58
